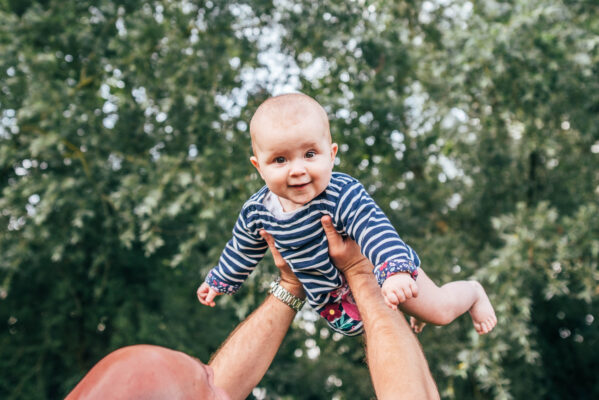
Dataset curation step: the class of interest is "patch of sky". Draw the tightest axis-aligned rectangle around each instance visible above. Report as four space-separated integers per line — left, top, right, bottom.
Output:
441 107 468 130
116 14 127 37
404 81 438 138
149 142 165 161
438 155 462 180
132 87 148 105
188 144 198 159
179 0 197 15
108 153 123 171
1 108 18 138
216 17 301 119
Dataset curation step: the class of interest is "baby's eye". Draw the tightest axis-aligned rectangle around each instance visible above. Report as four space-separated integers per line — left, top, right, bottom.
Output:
274 156 286 164
305 150 316 158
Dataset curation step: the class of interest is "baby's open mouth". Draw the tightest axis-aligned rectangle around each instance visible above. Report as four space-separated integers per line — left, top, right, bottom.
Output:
289 183 310 189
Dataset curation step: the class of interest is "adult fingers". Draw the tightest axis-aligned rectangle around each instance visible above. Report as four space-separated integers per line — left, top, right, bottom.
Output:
321 216 366 274
321 215 343 251
260 229 286 269
261 229 300 289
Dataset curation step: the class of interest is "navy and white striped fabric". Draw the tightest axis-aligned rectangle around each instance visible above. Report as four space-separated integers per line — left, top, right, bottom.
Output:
204 172 420 313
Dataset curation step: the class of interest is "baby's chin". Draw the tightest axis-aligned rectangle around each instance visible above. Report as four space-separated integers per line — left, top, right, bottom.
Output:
299 188 328 204
277 191 321 212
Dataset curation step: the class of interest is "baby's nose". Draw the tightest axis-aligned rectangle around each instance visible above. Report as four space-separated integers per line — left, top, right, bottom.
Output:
289 160 307 175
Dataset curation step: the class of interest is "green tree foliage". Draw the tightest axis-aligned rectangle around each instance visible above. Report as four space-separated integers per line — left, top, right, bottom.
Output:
272 1 599 398
1 0 598 399
0 1 272 397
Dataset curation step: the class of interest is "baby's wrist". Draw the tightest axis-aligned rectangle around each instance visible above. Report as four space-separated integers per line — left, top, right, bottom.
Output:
375 259 418 286
382 271 410 284
205 270 239 294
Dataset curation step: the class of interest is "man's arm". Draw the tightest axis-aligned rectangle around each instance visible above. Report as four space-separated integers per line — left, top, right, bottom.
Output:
321 216 439 400
209 230 304 400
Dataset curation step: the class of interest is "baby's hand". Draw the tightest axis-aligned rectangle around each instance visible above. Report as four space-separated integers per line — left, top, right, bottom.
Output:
381 272 419 310
197 282 222 307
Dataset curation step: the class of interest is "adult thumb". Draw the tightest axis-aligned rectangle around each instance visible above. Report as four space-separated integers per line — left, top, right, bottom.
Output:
321 215 341 246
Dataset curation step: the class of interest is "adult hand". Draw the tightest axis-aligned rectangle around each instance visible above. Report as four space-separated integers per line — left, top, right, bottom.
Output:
260 229 305 299
210 230 304 400
320 215 370 276
320 218 439 399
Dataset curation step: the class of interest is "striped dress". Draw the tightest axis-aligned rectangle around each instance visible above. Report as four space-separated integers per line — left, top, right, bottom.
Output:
205 172 420 320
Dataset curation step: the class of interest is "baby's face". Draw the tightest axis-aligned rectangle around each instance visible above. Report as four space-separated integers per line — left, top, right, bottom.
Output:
250 112 337 212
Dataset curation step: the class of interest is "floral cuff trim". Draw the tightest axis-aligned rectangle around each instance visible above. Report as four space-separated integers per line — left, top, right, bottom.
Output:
204 270 240 295
374 259 419 286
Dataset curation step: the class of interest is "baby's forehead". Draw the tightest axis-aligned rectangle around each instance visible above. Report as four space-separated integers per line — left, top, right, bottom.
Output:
259 97 322 122
255 93 327 122
250 94 331 152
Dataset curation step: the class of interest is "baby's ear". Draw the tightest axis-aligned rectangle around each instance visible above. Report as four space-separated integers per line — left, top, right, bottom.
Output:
250 156 264 178
330 143 339 161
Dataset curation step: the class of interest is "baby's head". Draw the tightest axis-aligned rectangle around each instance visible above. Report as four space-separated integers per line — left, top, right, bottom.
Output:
249 93 338 212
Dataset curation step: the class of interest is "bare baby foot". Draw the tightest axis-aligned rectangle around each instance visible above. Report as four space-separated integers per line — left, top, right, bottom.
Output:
469 281 497 334
410 316 426 334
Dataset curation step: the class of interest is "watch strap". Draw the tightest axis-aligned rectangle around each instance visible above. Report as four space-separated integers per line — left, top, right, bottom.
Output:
269 279 305 311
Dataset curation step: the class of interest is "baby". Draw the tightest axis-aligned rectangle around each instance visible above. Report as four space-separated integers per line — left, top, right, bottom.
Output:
198 93 496 336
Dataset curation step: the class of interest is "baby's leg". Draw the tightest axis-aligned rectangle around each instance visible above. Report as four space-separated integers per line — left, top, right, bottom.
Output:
399 269 497 334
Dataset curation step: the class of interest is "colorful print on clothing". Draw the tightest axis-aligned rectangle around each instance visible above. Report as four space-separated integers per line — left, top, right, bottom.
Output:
206 271 236 294
374 258 419 286
319 283 363 336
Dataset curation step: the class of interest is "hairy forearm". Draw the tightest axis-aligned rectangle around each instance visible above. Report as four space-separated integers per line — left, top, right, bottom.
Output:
345 260 439 399
209 282 302 400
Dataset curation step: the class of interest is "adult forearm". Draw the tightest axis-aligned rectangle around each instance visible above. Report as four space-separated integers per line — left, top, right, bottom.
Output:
209 282 301 400
345 261 439 400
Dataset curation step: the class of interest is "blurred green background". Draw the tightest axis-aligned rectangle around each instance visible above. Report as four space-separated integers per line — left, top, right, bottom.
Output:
1 0 598 399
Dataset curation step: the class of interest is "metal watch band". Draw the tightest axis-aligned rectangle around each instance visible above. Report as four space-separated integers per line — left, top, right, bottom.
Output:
269 279 305 311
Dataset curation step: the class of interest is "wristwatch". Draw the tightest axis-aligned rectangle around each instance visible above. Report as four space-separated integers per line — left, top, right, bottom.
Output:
269 278 305 311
